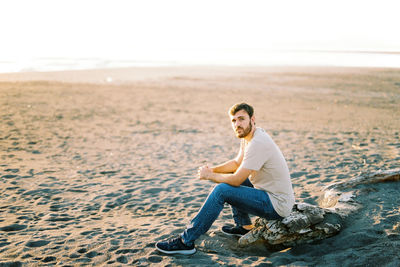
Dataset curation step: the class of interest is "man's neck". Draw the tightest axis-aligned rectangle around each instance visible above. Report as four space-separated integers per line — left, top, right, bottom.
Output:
244 127 256 142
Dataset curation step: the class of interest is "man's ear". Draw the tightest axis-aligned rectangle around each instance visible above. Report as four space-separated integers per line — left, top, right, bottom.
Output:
251 115 256 125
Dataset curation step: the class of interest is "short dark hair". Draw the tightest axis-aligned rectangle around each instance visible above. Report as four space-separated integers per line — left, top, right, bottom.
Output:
229 103 254 118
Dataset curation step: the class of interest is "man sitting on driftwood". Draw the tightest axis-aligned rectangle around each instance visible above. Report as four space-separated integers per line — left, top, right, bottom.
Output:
156 102 295 255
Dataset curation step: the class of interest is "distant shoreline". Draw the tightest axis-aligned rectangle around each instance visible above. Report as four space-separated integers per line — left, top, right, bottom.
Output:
1 65 400 85
1 50 400 74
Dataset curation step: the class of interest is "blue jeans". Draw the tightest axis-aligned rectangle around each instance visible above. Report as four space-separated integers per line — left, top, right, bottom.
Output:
181 179 282 246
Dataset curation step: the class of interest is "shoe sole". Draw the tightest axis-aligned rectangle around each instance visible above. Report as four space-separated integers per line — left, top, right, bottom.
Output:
221 230 245 237
155 244 196 255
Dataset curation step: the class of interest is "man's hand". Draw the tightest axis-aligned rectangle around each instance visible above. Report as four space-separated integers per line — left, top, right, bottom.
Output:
197 165 213 180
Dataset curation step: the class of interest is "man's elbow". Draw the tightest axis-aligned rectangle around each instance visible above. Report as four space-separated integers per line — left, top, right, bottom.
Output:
231 159 239 167
231 176 246 187
231 182 242 187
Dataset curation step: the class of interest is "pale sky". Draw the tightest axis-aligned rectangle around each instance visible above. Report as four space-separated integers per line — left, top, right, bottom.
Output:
1 0 400 60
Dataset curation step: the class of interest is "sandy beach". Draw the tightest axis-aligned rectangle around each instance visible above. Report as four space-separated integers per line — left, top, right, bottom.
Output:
0 66 399 266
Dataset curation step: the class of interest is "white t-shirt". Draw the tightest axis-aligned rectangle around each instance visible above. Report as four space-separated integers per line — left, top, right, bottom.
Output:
241 127 295 217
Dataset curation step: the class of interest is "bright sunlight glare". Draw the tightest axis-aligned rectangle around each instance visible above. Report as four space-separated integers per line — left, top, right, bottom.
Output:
0 0 399 63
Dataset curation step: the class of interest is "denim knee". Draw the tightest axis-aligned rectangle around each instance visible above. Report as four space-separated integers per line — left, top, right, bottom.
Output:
212 183 231 199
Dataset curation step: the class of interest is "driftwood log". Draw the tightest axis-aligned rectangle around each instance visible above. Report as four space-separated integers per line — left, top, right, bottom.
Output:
238 168 400 247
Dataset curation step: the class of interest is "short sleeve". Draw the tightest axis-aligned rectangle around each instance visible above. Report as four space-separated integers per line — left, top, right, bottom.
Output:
241 140 270 171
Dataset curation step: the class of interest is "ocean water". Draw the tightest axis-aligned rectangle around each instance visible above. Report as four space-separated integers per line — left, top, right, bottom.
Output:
1 50 400 73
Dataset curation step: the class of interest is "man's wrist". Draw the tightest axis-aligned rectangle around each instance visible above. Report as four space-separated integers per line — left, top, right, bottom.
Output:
208 172 217 182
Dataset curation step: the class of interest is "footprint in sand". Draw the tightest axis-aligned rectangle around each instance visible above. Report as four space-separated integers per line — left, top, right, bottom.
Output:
0 224 27 232
143 187 164 195
290 171 307 178
147 255 163 263
85 251 102 258
116 255 128 264
77 248 87 254
25 240 50 247
41 256 56 263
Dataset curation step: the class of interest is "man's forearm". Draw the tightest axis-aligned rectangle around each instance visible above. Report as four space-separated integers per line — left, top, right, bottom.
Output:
209 173 234 185
207 166 252 187
211 159 239 174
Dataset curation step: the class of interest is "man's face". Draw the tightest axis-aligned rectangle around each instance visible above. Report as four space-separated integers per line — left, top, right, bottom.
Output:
230 109 253 138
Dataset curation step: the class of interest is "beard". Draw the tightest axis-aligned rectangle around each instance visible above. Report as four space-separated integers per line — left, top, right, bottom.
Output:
235 121 252 138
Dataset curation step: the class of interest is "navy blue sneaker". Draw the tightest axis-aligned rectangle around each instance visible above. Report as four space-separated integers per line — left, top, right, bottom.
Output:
221 225 250 237
155 237 196 255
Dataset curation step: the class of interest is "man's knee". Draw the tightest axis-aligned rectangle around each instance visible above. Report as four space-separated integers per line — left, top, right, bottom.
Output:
212 183 231 198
